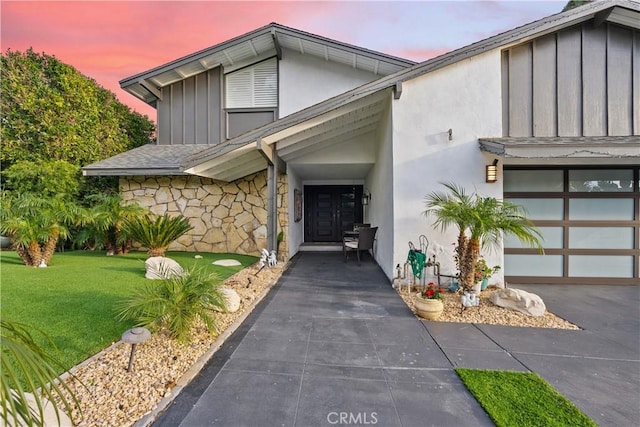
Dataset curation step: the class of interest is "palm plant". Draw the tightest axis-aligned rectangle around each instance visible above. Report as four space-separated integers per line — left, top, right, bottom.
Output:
0 193 87 267
425 182 543 292
122 214 192 257
116 266 226 342
76 193 147 254
1 320 79 426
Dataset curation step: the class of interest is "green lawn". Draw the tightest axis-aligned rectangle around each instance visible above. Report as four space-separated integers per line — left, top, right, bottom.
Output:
0 250 257 372
456 368 596 427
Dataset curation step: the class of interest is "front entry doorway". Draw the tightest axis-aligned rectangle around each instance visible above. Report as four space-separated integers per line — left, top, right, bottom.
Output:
304 185 364 242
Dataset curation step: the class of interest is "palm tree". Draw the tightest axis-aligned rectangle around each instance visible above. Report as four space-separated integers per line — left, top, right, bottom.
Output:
77 193 147 254
122 214 193 257
0 194 87 267
425 182 543 292
1 320 79 426
116 266 225 342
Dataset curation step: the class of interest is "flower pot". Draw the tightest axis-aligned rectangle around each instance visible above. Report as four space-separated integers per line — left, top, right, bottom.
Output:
472 281 482 294
413 296 444 320
480 278 489 291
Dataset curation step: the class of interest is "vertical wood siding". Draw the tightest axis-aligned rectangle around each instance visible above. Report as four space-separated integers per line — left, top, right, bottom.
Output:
504 22 639 137
508 44 533 136
634 31 640 133
533 34 557 137
608 25 634 136
582 25 608 136
157 68 221 145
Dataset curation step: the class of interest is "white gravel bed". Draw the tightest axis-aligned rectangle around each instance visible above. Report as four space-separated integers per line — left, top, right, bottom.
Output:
56 262 287 426
397 286 580 329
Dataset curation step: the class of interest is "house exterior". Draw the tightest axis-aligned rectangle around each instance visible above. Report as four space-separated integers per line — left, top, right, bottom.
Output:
84 1 640 286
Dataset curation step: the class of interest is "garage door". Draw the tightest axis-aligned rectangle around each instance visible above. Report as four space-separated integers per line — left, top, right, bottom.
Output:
503 167 639 285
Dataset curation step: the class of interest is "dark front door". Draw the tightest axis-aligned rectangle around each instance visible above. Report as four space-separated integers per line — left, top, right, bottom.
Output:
304 185 363 242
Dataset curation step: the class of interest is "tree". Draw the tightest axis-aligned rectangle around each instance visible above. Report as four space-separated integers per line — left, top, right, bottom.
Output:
122 214 193 257
1 320 79 426
0 49 155 193
3 159 81 198
424 183 543 292
75 193 147 254
0 194 87 267
562 0 592 12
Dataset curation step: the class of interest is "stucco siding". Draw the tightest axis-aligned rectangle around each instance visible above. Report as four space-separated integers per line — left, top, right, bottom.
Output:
287 169 304 257
279 49 380 117
365 98 395 279
392 49 504 283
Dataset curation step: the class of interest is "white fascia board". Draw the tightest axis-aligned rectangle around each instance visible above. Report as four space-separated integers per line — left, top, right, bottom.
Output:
183 141 258 176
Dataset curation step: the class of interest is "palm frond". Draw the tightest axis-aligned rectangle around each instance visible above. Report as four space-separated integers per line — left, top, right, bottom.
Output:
122 214 192 257
1 320 79 426
116 265 225 342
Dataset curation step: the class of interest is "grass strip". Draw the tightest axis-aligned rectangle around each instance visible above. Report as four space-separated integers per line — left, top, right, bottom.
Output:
1 250 256 372
455 368 596 427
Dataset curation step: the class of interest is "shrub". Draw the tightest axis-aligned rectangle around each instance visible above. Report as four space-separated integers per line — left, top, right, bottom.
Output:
122 214 192 257
116 266 226 342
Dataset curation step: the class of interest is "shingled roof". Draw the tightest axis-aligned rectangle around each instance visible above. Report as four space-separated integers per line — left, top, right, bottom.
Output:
84 0 640 177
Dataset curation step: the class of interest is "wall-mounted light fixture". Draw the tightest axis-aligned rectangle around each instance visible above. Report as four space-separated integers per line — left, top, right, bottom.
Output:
486 159 499 183
448 128 453 141
362 190 371 206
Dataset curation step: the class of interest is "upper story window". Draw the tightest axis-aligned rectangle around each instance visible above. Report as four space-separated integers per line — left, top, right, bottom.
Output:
225 58 277 109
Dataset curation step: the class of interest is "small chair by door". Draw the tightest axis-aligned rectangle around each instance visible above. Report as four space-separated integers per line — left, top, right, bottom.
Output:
343 226 378 263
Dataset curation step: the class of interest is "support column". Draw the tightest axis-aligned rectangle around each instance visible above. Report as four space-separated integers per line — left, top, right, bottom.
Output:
259 138 285 253
266 163 278 252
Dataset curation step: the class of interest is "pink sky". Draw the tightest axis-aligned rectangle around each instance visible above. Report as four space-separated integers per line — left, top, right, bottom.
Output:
1 1 564 122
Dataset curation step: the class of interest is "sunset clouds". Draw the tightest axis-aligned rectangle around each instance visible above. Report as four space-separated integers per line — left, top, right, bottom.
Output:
2 1 563 120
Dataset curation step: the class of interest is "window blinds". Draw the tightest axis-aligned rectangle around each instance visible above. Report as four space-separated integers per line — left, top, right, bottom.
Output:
226 58 277 108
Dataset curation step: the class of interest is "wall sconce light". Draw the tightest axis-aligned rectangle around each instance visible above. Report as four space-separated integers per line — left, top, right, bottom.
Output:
448 128 453 141
362 190 371 206
486 159 499 183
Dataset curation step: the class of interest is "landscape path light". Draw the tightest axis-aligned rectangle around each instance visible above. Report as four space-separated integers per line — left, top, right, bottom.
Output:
121 327 151 372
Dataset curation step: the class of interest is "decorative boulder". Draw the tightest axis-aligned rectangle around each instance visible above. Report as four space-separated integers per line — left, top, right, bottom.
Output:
489 288 546 317
145 257 184 280
216 287 241 313
212 259 242 266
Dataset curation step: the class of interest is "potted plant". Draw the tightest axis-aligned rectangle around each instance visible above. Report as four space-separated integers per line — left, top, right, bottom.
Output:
414 282 445 320
474 258 501 292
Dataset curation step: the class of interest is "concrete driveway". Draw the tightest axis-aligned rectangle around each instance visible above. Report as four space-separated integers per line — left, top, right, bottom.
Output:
153 252 640 426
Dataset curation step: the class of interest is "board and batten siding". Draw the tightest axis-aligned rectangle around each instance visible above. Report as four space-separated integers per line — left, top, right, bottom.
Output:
157 68 222 145
504 22 639 137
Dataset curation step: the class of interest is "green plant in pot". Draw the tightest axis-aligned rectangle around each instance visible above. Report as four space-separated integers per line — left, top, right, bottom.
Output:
424 182 543 295
475 258 501 291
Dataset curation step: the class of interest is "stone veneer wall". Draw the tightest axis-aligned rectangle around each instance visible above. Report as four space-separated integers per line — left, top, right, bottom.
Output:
120 171 289 258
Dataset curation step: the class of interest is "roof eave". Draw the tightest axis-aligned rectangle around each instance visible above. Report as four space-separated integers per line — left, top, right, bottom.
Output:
82 167 187 177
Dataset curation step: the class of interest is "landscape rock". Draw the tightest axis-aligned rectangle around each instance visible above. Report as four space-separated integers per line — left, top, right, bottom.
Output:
216 287 241 313
145 257 184 280
489 288 546 316
212 259 242 267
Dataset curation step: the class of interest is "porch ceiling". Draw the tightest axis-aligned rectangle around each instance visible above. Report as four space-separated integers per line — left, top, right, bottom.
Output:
185 90 390 182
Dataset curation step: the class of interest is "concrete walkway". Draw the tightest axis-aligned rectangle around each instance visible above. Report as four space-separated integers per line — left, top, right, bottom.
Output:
154 252 639 427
